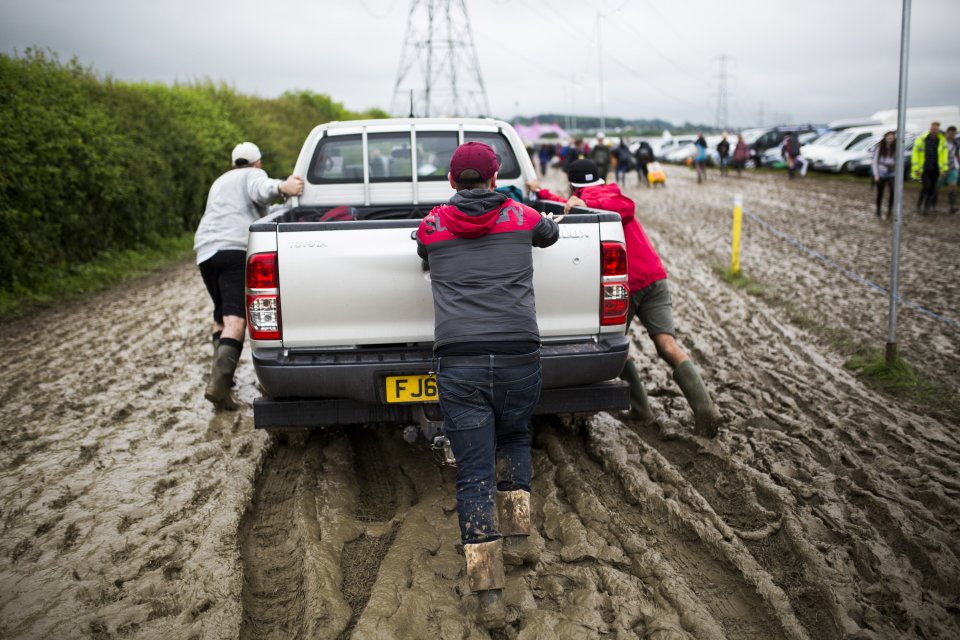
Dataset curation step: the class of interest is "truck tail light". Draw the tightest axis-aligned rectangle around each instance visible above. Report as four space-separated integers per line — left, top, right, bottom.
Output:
246 252 281 340
600 241 629 326
247 252 278 288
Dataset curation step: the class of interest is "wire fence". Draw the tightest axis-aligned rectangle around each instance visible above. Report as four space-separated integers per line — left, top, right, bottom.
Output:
741 207 960 331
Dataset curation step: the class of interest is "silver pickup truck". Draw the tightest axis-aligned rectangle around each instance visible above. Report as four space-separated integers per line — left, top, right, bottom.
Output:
245 118 630 435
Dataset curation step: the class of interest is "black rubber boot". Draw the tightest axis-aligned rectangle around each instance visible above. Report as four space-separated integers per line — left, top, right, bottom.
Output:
205 344 240 410
619 360 655 424
949 190 958 214
672 360 721 437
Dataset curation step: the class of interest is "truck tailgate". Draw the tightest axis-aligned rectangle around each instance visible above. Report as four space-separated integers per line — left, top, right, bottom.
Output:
275 219 603 349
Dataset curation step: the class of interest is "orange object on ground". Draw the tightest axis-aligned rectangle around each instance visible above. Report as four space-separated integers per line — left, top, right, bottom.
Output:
647 162 666 186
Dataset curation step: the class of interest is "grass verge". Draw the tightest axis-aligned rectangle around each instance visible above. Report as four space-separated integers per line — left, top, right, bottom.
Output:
0 234 195 322
717 267 766 296
713 263 959 422
843 350 958 418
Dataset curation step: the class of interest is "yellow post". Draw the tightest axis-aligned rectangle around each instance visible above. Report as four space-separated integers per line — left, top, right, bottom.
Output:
731 194 743 275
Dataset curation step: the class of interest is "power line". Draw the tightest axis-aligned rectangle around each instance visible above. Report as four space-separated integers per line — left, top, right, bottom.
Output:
358 0 397 19
608 13 689 75
472 32 568 83
532 0 599 56
608 56 703 111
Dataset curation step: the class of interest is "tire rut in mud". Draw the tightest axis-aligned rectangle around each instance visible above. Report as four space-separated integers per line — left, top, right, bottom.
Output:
239 438 314 640
638 425 846 639
239 428 408 640
338 428 403 639
538 418 796 640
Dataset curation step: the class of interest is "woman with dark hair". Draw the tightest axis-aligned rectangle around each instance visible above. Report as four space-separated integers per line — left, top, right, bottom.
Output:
872 131 897 218
732 134 749 176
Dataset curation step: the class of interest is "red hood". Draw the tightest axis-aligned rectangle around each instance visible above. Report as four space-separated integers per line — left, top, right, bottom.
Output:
437 190 508 238
574 182 623 200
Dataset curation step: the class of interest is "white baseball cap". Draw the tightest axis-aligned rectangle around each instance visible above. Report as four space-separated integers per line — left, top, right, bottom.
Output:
232 142 262 165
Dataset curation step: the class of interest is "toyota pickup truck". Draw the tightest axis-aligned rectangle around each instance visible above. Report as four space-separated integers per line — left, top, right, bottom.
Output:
245 117 630 437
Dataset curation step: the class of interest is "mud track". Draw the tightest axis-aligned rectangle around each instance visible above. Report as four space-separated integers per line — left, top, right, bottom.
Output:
0 165 957 639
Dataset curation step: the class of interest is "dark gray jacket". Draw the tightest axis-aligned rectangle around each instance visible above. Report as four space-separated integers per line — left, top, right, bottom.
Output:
415 190 559 351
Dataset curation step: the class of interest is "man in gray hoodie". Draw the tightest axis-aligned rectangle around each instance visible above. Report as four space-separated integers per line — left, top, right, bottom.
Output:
194 142 303 409
416 142 558 626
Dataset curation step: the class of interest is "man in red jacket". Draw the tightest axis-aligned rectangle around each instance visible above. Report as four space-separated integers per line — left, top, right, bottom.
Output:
528 159 721 437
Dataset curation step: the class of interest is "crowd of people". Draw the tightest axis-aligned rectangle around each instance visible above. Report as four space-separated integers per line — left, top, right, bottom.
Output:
532 131 754 186
531 120 960 217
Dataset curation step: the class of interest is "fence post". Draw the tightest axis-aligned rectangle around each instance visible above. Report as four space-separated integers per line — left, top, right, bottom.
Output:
731 193 743 275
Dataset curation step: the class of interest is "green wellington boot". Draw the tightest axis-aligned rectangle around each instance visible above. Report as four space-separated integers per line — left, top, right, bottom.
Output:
619 359 655 424
672 360 721 437
497 490 540 566
464 539 506 629
204 344 240 410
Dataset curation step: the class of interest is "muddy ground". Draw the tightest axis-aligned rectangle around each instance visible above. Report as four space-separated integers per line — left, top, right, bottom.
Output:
0 165 957 639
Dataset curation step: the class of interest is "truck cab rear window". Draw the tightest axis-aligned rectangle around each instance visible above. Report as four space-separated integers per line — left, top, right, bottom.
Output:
309 134 362 183
369 133 414 181
464 132 521 179
307 129 521 184
415 132 458 181
309 133 416 184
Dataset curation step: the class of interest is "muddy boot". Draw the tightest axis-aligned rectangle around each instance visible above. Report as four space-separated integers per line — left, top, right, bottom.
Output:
205 344 240 410
464 539 506 629
211 331 221 356
497 490 540 566
950 190 958 214
619 360 655 424
672 360 721 438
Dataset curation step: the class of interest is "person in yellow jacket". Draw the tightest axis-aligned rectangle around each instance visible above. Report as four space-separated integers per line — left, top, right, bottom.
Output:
911 121 949 214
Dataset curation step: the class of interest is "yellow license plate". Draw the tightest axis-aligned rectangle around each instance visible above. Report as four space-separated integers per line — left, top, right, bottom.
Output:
385 374 438 403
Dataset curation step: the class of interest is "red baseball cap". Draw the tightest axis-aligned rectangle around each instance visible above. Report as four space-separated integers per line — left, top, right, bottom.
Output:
449 141 500 182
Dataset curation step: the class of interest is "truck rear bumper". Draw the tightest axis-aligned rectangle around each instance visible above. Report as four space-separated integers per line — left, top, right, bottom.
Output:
252 336 630 402
254 380 630 429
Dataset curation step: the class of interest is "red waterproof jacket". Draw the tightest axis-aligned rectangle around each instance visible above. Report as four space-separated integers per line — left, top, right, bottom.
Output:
536 183 667 293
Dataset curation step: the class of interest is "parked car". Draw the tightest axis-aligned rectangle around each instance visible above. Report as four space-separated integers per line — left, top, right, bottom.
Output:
849 133 918 176
655 135 697 161
803 126 886 171
748 124 824 166
817 131 885 173
759 131 820 167
662 140 699 164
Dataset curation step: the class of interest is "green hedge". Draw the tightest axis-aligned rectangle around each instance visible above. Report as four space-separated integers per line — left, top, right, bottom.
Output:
0 49 386 295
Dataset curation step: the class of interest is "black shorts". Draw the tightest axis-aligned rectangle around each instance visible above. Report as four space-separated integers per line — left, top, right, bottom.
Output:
198 250 246 324
628 279 675 337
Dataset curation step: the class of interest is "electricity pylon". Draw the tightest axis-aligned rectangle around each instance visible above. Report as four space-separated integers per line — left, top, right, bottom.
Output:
714 53 731 131
390 0 491 118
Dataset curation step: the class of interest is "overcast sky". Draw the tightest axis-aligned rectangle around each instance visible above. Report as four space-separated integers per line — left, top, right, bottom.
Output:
2 0 957 128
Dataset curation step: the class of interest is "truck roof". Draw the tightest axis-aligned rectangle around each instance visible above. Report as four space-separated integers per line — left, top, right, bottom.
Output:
316 117 514 131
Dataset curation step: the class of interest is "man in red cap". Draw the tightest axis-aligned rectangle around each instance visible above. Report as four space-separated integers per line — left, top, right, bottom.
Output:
528 159 721 438
416 141 559 626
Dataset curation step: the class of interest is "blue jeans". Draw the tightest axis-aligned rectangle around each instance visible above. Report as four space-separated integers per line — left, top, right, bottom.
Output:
436 355 542 544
